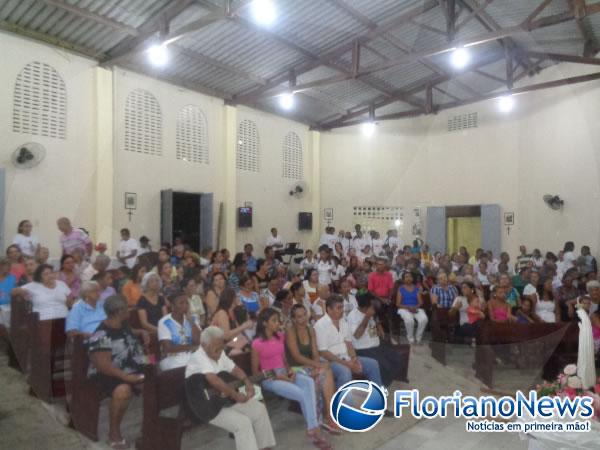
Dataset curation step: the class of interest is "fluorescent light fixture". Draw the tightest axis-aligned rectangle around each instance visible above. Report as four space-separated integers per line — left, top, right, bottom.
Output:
147 44 168 66
361 121 376 137
279 93 295 110
498 95 515 113
251 0 276 26
451 47 470 69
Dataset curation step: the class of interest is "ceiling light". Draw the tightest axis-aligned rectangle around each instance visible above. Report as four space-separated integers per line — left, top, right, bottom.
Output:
251 0 276 26
451 47 470 69
498 95 515 113
279 93 295 110
361 121 376 137
394 219 401 227
147 44 168 67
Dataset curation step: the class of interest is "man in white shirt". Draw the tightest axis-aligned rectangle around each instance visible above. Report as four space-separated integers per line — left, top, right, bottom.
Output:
185 327 276 450
341 231 353 254
385 230 402 254
314 295 382 389
319 226 339 251
369 231 384 256
138 236 152 256
265 228 284 250
116 229 138 269
347 293 407 386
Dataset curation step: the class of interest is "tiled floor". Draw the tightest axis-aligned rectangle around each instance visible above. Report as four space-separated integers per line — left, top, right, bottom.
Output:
0 338 547 449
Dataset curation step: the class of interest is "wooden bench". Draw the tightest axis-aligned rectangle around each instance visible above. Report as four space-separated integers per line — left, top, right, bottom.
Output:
9 295 32 372
139 351 252 450
428 307 458 366
67 335 104 441
475 321 578 388
28 314 68 402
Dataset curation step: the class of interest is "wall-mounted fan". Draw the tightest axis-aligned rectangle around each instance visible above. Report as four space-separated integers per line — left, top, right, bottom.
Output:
543 194 564 210
11 143 46 169
289 180 308 199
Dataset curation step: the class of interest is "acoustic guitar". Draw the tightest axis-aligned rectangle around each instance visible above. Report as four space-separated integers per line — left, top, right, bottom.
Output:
184 370 275 424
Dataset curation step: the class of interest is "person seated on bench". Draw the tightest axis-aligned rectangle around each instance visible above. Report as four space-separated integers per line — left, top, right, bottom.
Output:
251 308 331 449
394 271 428 345
94 271 116 302
314 295 382 389
211 288 254 346
347 292 407 386
285 304 340 435
137 272 167 334
0 258 17 328
12 263 74 321
186 326 276 450
516 298 541 324
488 286 517 323
87 295 149 450
66 281 105 338
451 281 485 342
157 293 200 371
430 272 459 309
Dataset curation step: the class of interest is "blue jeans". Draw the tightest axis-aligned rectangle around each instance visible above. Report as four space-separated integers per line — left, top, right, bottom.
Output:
330 356 382 388
262 370 319 430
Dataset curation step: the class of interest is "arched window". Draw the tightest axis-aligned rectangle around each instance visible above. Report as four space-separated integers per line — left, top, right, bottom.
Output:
13 61 67 139
282 131 303 179
176 105 209 164
236 119 260 172
124 88 162 156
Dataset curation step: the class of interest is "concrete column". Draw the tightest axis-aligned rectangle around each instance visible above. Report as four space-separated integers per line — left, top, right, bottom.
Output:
94 67 114 248
310 130 321 250
223 104 237 251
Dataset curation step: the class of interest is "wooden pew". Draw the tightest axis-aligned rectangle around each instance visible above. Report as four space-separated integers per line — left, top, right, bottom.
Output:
28 314 68 402
474 322 577 388
9 295 32 372
67 335 103 441
139 351 252 450
428 307 458 366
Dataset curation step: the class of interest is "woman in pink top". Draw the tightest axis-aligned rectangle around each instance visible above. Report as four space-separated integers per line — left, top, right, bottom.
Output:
251 308 331 449
488 287 516 323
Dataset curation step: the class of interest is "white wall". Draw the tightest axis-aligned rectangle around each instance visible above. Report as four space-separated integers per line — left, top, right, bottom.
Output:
0 32 97 256
235 106 316 253
321 62 600 257
112 69 226 251
0 33 318 258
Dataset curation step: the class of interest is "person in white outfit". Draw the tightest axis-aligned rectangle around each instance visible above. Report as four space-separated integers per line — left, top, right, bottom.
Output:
394 271 428 344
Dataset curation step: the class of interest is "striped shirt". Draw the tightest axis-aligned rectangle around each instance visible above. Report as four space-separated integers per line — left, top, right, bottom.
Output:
431 284 459 309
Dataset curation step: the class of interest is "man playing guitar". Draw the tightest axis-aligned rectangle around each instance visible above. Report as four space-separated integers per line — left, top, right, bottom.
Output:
185 327 276 450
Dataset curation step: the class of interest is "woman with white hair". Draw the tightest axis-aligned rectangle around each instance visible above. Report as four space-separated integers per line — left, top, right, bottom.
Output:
66 281 105 337
586 279 600 315
137 272 167 334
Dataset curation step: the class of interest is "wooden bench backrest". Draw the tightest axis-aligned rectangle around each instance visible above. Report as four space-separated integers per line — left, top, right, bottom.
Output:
477 322 568 345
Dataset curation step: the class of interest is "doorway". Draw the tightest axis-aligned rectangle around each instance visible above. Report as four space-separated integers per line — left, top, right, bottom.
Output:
161 190 213 252
447 217 481 256
446 205 482 256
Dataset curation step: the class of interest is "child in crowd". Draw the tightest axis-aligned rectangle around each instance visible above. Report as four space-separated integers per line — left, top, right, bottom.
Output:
516 297 538 324
466 295 485 346
300 249 317 274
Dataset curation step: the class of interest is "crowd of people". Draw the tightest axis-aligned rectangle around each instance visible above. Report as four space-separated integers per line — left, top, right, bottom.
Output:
1 218 600 449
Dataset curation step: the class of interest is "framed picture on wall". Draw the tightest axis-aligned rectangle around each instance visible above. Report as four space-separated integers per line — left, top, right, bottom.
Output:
125 192 137 210
324 208 333 221
504 212 514 226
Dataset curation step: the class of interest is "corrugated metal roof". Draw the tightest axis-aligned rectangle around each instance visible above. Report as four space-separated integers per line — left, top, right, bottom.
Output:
1 0 599 127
